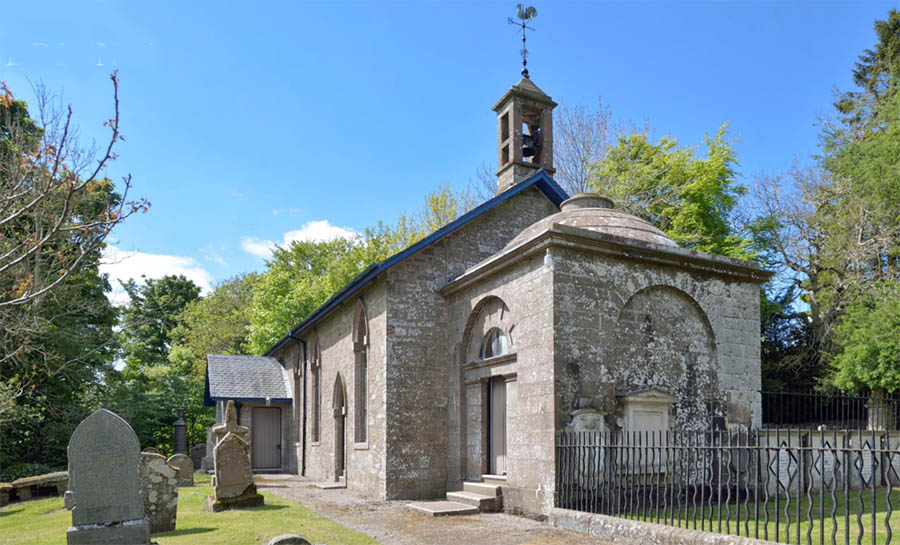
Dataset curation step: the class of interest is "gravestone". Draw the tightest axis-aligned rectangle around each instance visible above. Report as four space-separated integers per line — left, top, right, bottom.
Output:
266 536 312 545
142 447 161 455
167 454 194 487
66 409 151 545
208 432 264 511
190 443 206 471
212 400 249 442
201 428 215 471
138 453 179 534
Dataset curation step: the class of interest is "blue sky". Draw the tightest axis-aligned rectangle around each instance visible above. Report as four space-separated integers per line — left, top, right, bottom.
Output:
0 1 894 301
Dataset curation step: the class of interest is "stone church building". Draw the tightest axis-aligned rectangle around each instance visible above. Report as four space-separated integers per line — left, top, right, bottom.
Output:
204 75 770 516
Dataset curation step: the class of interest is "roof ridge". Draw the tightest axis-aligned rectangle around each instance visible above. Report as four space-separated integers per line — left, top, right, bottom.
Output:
263 170 568 356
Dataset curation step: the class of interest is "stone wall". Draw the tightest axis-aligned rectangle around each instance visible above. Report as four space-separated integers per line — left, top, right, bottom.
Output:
276 277 388 498
443 251 556 514
551 247 762 434
384 187 558 500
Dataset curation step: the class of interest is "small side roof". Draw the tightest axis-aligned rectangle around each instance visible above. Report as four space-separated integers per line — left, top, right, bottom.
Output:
263 169 568 357
204 354 292 407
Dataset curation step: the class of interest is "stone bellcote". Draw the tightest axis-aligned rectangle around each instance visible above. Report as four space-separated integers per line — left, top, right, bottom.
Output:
493 76 557 194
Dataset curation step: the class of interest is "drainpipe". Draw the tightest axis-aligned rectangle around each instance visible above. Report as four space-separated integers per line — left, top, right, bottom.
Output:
290 334 307 477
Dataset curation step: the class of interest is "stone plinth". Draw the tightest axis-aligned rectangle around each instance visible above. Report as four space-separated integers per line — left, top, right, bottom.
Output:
209 431 263 512
0 483 10 507
138 453 179 534
11 470 68 501
66 409 151 545
167 454 194 487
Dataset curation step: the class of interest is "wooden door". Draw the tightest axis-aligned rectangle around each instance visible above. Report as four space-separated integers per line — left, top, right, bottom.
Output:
489 377 507 475
252 407 282 470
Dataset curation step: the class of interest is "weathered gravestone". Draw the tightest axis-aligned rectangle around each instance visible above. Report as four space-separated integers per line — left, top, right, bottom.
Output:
138 453 179 534
142 447 161 455
210 400 250 487
208 432 264 511
167 454 194 487
266 536 312 545
212 400 249 442
66 409 151 545
190 443 206 472
201 429 215 471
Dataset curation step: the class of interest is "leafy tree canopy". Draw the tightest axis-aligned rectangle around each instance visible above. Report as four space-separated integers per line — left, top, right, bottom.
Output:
592 123 756 260
246 186 477 354
119 274 201 371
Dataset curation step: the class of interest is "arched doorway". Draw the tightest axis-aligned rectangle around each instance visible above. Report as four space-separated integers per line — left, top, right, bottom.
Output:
332 374 347 481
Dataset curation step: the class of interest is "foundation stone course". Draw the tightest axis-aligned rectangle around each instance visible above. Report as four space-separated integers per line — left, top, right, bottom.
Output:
138 452 179 534
66 408 151 545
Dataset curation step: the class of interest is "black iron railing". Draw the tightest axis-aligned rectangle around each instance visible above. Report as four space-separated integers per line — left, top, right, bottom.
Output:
762 390 900 430
556 429 900 545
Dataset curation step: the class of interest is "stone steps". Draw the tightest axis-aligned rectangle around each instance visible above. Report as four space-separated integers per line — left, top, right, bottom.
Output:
315 475 346 489
446 491 501 512
406 500 479 517
407 480 503 516
462 481 501 497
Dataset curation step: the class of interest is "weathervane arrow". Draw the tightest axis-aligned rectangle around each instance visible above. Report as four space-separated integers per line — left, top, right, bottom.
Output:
508 4 537 78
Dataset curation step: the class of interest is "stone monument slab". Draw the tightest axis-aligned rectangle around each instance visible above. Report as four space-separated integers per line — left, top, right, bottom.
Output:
138 453 179 534
167 454 194 487
209 431 263 511
212 400 249 442
66 409 151 545
190 443 206 472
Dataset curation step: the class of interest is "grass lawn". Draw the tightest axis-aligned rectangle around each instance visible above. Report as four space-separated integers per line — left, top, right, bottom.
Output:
617 487 900 545
0 473 380 545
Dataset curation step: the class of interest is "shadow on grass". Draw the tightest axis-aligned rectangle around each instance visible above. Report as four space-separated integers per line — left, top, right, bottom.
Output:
255 504 289 511
0 506 25 517
154 527 216 537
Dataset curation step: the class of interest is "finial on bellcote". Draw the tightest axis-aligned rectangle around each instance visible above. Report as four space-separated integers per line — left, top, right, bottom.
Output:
507 4 537 78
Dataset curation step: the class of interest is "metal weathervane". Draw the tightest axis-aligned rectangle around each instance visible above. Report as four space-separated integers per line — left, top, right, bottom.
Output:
508 4 537 78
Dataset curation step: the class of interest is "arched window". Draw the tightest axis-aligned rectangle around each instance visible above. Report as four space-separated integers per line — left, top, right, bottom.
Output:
353 301 368 444
480 328 509 359
311 336 321 443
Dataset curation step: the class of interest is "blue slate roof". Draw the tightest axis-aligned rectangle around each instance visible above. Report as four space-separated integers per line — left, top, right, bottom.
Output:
204 354 293 407
264 170 568 357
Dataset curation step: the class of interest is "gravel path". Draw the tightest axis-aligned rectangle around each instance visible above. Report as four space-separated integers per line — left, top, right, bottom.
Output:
256 476 614 545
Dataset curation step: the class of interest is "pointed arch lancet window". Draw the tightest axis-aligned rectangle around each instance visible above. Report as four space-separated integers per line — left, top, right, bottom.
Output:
353 301 368 444
480 328 509 360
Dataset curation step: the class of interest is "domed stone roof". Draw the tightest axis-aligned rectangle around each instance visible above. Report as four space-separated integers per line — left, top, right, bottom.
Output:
504 193 677 251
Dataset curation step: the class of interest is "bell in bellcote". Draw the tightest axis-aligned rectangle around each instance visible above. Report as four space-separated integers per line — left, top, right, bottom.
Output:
522 126 543 158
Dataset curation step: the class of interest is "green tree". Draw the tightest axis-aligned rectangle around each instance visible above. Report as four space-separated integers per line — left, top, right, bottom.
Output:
119 275 202 371
167 274 258 446
830 281 900 393
819 10 900 392
246 186 477 354
593 123 756 260
110 274 201 453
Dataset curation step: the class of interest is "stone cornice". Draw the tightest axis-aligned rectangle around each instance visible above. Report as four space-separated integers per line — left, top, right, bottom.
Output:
439 223 774 297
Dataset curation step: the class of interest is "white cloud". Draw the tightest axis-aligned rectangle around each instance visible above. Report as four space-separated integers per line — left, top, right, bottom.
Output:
101 246 214 305
241 220 358 260
240 237 277 259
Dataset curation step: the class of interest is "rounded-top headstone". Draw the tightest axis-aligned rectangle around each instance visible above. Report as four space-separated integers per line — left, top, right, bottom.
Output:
142 447 161 455
266 536 311 545
67 409 145 527
167 454 194 487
